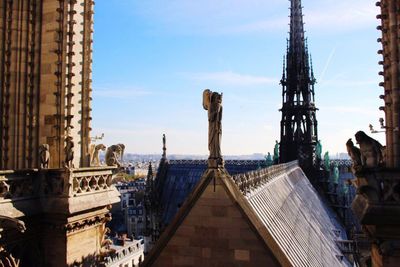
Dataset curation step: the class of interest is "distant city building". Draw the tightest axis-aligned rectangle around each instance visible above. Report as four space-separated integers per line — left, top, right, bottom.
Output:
112 178 151 252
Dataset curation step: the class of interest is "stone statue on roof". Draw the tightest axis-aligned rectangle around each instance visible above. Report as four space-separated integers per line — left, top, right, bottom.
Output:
332 162 339 184
273 141 279 164
39 144 50 169
265 152 273 167
354 131 384 167
332 162 340 193
117 143 125 162
162 134 167 158
346 138 362 172
105 145 122 167
316 140 322 161
324 151 330 171
64 136 74 169
90 144 106 166
203 89 223 167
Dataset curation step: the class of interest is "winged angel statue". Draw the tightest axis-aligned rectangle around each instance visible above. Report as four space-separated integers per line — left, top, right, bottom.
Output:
203 89 223 166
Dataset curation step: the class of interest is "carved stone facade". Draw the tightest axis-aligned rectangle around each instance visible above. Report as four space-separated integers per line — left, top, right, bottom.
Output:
0 2 122 266
0 167 120 266
0 0 94 169
350 2 400 266
377 0 400 169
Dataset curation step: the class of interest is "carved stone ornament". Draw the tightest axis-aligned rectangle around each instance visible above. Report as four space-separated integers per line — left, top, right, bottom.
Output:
346 131 385 193
354 131 384 168
162 134 167 158
116 144 125 162
203 89 223 168
0 216 26 267
64 136 75 169
232 161 298 195
346 138 362 172
39 144 50 169
90 144 106 166
105 145 122 167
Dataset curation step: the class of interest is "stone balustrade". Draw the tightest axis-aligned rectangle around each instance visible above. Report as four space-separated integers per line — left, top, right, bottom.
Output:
71 167 114 196
0 167 117 201
232 161 299 195
0 166 119 218
103 240 144 267
0 170 38 201
329 159 353 168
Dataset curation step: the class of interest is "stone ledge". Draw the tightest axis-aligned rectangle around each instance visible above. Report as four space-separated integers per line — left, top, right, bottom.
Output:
352 194 400 225
0 167 120 219
41 187 120 215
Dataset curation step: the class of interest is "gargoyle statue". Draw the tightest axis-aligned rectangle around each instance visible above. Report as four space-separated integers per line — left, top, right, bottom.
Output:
90 144 106 166
355 131 384 168
39 144 50 169
116 144 125 162
105 145 122 167
64 136 74 169
346 138 362 171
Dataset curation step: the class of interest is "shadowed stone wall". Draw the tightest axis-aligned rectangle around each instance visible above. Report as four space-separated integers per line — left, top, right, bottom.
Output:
0 0 94 169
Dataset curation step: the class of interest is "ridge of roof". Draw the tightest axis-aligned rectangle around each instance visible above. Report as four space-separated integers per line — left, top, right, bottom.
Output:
142 166 291 266
144 161 350 267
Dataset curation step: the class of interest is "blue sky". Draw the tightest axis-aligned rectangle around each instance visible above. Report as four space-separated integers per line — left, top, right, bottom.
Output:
92 0 385 156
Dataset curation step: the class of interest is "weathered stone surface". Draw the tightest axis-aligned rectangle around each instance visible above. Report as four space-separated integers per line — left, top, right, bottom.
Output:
0 0 94 169
144 168 281 267
0 167 120 266
351 169 400 225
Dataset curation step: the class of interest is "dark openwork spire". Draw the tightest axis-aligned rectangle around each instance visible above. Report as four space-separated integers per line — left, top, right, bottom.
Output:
279 0 319 176
289 0 305 57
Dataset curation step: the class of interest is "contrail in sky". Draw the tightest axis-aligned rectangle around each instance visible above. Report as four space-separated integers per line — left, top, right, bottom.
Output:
318 46 336 84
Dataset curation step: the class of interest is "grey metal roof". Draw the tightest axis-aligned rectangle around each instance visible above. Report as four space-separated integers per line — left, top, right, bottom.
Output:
158 159 265 225
244 165 352 267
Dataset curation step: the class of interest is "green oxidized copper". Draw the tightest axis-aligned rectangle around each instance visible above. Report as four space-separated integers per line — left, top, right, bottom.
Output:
265 152 273 167
273 140 279 163
332 162 339 185
324 151 330 171
316 140 322 160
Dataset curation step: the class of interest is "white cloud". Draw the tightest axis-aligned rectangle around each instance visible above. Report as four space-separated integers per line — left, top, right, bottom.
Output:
229 1 377 34
182 71 278 86
127 0 378 35
306 2 377 31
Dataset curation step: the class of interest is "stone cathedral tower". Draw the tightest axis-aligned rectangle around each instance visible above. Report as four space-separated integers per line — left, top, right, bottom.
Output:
0 1 120 266
377 0 400 169
0 0 94 170
350 1 400 266
279 0 318 176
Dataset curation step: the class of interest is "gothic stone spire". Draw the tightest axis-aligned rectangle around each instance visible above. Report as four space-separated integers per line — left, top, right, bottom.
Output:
279 0 319 177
